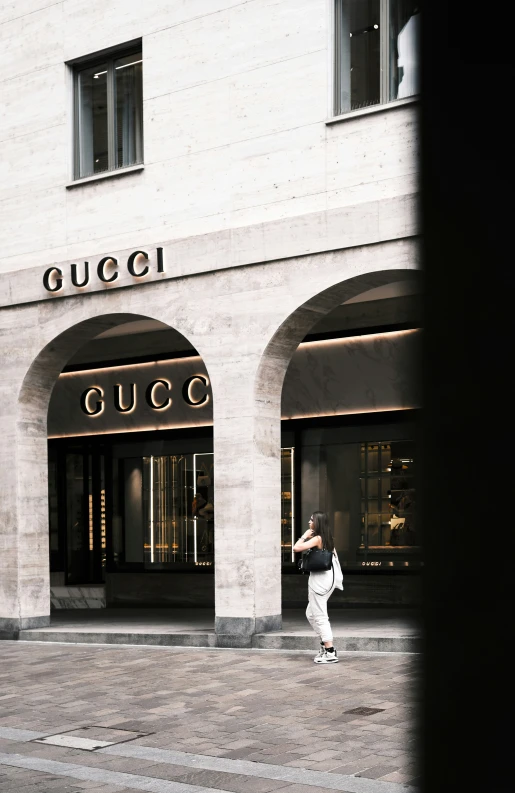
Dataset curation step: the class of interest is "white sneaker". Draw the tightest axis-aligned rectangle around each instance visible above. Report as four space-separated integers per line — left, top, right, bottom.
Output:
314 642 325 662
314 647 339 664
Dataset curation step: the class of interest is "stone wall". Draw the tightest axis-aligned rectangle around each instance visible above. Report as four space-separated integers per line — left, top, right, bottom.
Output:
0 1 418 278
102 572 421 608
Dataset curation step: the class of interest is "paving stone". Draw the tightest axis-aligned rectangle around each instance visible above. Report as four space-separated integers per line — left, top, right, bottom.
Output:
355 763 401 779
196 747 231 757
222 747 265 759
0 641 421 790
324 755 382 774
255 753 301 765
301 749 342 761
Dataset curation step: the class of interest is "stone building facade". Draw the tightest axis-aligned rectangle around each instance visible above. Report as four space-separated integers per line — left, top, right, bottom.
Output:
0 0 421 641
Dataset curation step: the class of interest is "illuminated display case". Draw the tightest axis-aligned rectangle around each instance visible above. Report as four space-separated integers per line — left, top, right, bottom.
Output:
359 440 417 560
141 454 214 567
281 447 295 563
139 450 293 567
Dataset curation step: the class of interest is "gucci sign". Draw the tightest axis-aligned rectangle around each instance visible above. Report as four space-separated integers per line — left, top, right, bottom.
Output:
43 248 164 292
80 375 209 416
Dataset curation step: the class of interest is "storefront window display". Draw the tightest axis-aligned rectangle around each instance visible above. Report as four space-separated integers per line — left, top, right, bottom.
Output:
142 455 192 564
111 446 292 571
49 423 417 584
281 447 295 563
116 452 214 568
300 420 419 569
360 441 416 549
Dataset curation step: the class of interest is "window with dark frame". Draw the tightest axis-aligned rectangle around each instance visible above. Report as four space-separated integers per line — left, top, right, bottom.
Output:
334 0 420 115
73 46 143 180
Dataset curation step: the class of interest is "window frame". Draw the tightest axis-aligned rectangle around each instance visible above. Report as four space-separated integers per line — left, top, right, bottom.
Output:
334 0 418 116
71 43 143 181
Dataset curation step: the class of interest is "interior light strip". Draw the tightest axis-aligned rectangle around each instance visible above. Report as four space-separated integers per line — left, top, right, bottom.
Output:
116 60 142 70
297 328 420 350
290 447 295 563
59 355 203 378
149 455 154 563
47 420 214 439
193 453 197 564
93 60 141 79
283 405 417 421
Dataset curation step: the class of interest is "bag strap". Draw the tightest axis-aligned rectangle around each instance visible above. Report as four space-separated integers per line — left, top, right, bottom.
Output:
317 563 335 596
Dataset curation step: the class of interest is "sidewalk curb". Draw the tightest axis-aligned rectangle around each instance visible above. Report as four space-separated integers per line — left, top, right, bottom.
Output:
12 629 421 653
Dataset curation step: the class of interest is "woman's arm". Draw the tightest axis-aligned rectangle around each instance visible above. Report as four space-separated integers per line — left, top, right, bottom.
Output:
293 533 322 553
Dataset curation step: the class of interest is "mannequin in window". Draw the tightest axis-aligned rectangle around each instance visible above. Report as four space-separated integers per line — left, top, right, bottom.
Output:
397 9 420 99
192 492 206 517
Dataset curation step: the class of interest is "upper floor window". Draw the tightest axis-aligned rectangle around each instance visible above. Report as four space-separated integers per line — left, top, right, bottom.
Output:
73 46 143 180
334 0 420 115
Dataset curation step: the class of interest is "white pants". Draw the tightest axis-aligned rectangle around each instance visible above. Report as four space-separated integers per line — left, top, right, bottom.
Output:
306 574 336 644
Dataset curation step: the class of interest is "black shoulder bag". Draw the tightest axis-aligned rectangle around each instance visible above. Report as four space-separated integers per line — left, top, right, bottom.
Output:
299 547 335 595
298 547 333 573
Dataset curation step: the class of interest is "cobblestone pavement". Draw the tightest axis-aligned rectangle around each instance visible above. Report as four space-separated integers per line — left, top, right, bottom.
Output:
0 642 421 793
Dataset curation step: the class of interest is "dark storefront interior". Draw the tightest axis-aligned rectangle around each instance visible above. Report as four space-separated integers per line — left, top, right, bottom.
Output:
48 286 422 605
49 414 418 588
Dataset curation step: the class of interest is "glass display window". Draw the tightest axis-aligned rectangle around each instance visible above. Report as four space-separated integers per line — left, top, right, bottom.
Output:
360 440 416 549
49 422 420 582
302 423 419 570
192 452 214 565
50 442 296 575
281 447 295 563
139 454 212 567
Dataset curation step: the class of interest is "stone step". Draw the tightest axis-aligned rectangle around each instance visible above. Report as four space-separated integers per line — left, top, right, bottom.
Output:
16 628 420 653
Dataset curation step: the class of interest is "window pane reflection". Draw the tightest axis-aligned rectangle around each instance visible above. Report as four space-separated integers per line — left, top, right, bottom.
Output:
115 52 143 169
349 0 381 110
77 62 108 178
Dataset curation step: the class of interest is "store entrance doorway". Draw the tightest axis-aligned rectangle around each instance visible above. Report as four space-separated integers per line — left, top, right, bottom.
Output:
49 442 110 585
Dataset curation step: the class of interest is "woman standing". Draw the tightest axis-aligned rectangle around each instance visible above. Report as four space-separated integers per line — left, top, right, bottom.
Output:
293 511 344 664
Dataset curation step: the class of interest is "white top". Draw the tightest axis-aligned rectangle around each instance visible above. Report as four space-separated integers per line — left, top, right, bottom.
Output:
308 551 344 594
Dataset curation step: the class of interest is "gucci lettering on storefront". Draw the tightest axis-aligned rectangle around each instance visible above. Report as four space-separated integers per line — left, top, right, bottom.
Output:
80 376 209 416
48 359 213 438
42 248 165 292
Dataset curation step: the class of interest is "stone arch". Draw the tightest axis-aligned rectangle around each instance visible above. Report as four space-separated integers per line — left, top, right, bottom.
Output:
2 307 211 634
255 268 421 416
218 266 421 635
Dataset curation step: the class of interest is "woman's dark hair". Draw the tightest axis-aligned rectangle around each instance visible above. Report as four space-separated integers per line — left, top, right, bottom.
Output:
311 511 334 552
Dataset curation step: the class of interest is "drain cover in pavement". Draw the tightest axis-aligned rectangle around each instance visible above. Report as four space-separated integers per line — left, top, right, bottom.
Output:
345 706 385 716
34 726 148 752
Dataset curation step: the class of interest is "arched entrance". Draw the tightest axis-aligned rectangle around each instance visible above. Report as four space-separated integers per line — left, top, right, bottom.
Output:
247 267 422 628
1 309 213 633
